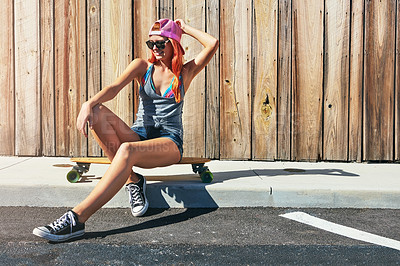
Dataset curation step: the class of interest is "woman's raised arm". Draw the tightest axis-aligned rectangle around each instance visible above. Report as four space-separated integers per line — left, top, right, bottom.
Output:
175 19 219 86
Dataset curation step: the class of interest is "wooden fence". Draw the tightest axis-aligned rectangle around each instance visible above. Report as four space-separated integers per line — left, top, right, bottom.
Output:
0 0 399 162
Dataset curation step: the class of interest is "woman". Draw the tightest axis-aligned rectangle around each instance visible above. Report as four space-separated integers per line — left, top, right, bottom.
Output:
33 18 219 242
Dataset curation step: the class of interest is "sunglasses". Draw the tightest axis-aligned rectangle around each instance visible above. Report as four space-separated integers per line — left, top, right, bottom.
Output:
146 39 170 50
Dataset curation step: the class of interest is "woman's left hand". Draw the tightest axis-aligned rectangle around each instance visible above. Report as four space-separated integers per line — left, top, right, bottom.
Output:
175 19 187 34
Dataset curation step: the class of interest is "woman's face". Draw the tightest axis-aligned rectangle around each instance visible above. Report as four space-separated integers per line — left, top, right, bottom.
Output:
148 35 173 61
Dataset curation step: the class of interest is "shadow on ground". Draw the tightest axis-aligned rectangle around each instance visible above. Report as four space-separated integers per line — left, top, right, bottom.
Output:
62 208 217 242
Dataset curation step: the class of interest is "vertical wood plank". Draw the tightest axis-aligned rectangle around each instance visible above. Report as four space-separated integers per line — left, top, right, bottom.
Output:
323 0 350 160
175 0 206 158
348 0 364 162
134 0 157 60
277 0 292 160
396 0 400 160
205 0 220 159
0 0 14 155
220 0 252 159
14 0 41 156
364 0 396 161
158 0 174 19
101 0 133 127
133 0 158 119
41 0 55 156
55 0 87 156
252 0 278 160
87 0 102 157
292 0 324 161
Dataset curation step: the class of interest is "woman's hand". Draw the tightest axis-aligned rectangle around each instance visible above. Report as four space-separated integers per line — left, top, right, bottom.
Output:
175 19 187 34
76 102 94 138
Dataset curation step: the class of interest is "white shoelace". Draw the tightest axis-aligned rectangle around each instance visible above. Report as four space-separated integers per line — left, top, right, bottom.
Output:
127 184 144 207
49 211 76 232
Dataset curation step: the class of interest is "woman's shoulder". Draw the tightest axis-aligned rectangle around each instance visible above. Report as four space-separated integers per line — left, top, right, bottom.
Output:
129 58 153 79
132 58 152 68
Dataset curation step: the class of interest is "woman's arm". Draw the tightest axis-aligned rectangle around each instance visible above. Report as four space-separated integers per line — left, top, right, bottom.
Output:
77 58 148 137
175 19 219 86
87 58 147 108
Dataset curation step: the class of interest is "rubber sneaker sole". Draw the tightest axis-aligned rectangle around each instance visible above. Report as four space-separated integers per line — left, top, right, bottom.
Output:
33 227 85 242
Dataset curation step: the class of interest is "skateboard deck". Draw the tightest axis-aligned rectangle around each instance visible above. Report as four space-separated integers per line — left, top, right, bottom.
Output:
67 157 213 183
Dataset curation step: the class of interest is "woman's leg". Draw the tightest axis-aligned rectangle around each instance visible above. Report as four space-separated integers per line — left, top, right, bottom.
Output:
32 105 158 242
72 137 181 223
90 104 141 184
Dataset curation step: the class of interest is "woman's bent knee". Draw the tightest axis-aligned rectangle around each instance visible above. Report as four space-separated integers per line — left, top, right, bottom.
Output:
92 104 108 123
116 142 135 160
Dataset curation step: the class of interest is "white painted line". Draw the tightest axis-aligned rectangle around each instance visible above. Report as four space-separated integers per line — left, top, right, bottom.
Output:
280 211 400 251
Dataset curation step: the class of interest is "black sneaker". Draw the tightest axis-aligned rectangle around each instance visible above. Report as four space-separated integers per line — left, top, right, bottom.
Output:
32 210 85 242
125 173 148 217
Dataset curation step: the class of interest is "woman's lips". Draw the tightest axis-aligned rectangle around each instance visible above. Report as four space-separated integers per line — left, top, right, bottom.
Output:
153 50 164 56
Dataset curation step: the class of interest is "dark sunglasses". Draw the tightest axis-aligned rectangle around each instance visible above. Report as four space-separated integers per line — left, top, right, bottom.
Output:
146 39 170 50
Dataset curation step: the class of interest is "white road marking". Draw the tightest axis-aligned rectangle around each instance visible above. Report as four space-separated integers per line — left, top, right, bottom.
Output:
280 211 400 251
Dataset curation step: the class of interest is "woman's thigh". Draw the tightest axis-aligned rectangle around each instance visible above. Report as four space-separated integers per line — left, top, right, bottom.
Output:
92 104 140 144
119 137 182 169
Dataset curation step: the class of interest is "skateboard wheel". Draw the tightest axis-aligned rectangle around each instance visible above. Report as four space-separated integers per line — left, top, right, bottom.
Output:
200 170 213 183
67 170 81 183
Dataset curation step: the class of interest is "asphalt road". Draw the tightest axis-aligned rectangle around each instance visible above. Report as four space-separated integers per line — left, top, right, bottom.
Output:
1 207 400 265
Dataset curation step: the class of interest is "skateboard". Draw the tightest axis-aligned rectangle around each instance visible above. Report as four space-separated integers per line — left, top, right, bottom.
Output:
67 157 213 183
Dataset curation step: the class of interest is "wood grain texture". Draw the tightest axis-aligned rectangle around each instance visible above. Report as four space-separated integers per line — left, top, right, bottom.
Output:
158 0 174 19
101 0 133 126
292 1 324 161
54 0 87 156
252 0 278 160
0 0 14 155
348 0 364 162
277 0 292 160
133 0 157 120
395 0 400 161
1 0 398 162
87 0 102 157
40 0 55 156
14 0 41 156
175 0 206 158
134 0 158 60
364 0 396 161
220 0 252 159
323 0 350 160
205 0 220 159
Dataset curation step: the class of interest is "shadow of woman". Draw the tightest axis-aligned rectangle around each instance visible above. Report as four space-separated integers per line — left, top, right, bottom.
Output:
80 208 216 241
56 164 361 243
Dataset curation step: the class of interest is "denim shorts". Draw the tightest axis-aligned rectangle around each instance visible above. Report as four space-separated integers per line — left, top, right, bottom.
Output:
131 126 183 160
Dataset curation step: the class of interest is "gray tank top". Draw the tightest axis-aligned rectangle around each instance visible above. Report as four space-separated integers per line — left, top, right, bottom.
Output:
132 64 185 138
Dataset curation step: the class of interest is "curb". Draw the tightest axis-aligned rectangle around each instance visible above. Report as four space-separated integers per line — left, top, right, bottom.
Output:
1 157 400 209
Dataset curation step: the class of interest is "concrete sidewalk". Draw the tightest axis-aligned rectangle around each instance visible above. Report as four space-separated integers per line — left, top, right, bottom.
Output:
0 156 399 209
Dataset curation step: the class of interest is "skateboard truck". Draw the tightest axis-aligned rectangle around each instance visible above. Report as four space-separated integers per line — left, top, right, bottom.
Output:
192 163 213 183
